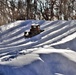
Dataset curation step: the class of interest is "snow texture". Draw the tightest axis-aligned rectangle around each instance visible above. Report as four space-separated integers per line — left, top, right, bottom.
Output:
0 20 76 75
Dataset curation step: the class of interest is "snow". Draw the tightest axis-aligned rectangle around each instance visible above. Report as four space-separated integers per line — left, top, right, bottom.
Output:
0 20 76 75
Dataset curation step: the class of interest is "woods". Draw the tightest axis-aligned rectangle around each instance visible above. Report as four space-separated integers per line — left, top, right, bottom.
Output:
0 0 76 25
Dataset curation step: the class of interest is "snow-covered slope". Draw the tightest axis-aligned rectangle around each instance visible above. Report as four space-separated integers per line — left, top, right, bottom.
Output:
0 20 76 75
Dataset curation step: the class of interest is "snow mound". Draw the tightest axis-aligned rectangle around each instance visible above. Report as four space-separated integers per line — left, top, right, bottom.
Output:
0 20 76 75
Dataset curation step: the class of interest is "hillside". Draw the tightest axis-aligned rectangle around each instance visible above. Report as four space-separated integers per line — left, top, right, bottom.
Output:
0 20 76 75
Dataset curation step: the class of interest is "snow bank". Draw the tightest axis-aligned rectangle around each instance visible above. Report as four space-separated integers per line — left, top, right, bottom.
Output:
0 20 76 75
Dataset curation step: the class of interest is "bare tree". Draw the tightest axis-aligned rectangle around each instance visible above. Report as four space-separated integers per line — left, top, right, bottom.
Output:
0 0 76 25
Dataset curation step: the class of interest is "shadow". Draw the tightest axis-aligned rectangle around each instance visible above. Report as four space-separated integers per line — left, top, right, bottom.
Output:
0 53 76 75
21 53 76 75
0 20 45 45
52 38 76 51
0 20 31 36
29 21 75 47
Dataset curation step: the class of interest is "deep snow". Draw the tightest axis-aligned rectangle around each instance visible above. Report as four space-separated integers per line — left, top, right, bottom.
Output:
0 20 76 75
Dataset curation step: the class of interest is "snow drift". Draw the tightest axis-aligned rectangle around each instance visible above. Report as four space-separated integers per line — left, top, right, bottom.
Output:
0 20 76 75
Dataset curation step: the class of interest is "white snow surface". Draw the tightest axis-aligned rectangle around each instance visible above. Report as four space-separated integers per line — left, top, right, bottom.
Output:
0 20 76 75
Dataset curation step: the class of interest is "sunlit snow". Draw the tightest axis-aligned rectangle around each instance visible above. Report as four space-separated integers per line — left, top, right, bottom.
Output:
0 20 76 75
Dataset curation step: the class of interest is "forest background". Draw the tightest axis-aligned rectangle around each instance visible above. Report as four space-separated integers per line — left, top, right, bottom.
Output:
0 0 76 25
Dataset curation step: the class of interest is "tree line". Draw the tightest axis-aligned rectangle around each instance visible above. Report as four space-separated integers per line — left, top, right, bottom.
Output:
0 0 76 25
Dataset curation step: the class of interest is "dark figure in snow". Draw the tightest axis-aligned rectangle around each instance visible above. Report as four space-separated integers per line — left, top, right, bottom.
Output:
24 24 44 38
